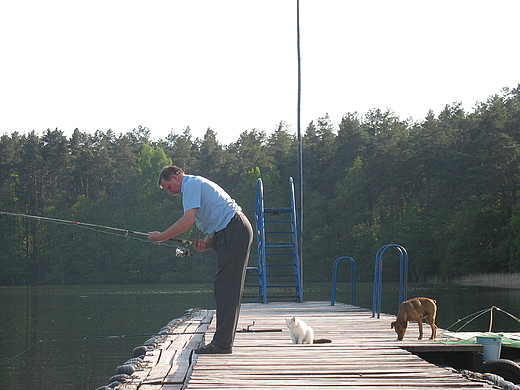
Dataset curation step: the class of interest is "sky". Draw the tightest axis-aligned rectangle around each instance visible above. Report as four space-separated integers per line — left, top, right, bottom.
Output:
1 0 519 144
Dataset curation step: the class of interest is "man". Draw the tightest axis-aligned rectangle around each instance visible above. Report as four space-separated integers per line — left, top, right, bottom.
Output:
148 165 253 354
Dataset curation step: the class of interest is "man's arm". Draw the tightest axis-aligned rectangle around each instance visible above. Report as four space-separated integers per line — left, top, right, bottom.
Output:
148 208 197 242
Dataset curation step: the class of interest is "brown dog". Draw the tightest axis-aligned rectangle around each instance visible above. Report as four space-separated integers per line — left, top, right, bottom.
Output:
390 297 437 341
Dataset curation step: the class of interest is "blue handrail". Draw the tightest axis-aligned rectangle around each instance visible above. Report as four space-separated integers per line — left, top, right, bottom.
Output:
255 178 268 303
371 244 408 319
330 256 356 306
288 177 303 302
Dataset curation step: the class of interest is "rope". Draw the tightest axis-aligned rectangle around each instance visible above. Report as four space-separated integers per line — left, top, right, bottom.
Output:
462 370 520 390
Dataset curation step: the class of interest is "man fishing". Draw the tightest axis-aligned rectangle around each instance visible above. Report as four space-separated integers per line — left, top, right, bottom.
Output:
148 165 253 354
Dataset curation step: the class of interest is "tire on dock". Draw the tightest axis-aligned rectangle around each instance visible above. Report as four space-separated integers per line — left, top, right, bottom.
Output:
477 359 520 384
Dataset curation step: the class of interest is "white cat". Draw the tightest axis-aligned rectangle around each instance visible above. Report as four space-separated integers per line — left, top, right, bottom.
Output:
286 316 314 344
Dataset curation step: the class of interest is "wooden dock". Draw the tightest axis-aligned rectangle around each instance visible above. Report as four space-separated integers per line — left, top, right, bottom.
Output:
118 301 494 390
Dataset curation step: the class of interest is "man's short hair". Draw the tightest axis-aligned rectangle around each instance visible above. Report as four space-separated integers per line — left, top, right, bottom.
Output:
157 165 184 187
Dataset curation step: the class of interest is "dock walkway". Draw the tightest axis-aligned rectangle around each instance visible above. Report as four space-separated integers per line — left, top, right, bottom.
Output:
119 302 494 390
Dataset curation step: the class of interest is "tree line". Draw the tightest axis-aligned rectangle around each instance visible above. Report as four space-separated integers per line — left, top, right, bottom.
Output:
1 85 520 285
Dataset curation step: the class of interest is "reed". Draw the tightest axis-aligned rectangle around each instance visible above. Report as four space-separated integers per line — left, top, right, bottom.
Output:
453 273 520 289
426 275 454 285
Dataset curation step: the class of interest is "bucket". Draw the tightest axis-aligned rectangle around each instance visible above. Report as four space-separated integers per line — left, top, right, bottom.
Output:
476 335 502 362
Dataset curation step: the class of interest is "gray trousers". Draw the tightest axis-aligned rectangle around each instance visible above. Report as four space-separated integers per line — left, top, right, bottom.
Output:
210 212 253 349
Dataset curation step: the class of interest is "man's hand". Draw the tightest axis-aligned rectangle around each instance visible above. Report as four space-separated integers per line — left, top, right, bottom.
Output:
148 231 164 242
192 238 209 252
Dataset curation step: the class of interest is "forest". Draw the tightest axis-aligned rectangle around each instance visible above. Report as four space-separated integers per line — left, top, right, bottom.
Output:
1 85 520 285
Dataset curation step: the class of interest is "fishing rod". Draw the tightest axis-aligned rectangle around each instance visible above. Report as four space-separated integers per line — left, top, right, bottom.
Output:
0 211 216 251
442 306 520 334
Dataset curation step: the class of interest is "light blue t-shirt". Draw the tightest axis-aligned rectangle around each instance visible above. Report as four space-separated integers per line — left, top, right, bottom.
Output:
181 175 241 236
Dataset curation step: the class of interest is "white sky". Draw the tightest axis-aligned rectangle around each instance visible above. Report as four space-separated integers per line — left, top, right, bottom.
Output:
1 1 518 144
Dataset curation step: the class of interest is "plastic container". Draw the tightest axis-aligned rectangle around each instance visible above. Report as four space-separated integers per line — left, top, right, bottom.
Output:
476 335 502 362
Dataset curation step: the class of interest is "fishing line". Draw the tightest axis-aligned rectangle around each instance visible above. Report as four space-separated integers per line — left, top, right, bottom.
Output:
0 331 206 366
0 340 44 366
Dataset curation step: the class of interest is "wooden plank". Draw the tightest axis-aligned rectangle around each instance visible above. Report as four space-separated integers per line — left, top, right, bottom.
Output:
163 310 214 384
188 378 485 385
135 385 164 390
189 373 468 380
138 385 183 390
125 348 162 385
143 349 176 384
186 386 487 389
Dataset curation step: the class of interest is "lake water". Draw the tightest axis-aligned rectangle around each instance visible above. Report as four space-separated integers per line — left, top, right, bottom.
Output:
1 282 520 390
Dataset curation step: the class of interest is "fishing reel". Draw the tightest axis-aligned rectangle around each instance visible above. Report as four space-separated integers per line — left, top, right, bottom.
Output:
175 246 194 259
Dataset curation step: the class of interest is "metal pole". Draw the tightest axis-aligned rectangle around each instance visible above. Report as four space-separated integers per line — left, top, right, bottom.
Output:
296 0 304 293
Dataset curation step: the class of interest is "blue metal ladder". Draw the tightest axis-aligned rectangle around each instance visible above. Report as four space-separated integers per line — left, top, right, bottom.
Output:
252 177 303 303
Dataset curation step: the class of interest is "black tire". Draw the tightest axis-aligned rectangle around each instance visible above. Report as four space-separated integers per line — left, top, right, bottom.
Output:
133 345 148 358
477 359 520 384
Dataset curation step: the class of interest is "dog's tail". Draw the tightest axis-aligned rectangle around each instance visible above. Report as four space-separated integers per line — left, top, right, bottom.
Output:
313 339 332 344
